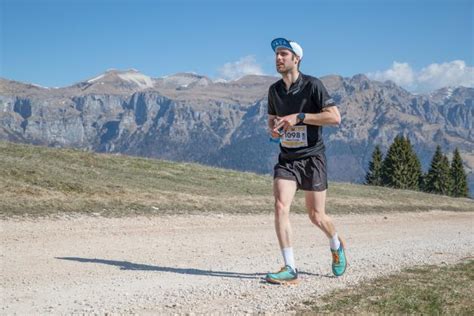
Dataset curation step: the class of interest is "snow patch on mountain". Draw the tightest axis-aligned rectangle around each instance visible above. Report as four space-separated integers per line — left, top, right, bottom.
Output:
87 74 105 83
117 72 154 89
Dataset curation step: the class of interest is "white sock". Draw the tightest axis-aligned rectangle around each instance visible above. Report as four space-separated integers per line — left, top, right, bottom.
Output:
281 247 295 270
330 233 341 250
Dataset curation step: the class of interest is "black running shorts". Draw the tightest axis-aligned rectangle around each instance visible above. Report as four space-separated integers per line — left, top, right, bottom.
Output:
273 153 328 191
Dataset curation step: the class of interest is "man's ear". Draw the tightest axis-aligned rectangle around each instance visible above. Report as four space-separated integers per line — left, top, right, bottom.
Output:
294 54 300 65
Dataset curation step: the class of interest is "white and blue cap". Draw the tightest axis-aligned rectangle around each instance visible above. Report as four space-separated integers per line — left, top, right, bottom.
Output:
271 38 303 59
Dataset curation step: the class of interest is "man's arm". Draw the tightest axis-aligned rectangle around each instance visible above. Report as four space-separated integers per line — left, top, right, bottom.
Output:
303 105 341 126
273 106 341 132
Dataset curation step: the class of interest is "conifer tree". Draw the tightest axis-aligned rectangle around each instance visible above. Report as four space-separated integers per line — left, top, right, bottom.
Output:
381 135 421 190
450 148 469 197
365 145 383 186
405 137 423 190
425 146 452 195
381 135 403 188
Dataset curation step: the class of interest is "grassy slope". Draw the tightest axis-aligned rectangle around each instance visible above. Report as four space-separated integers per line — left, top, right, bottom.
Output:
1 141 472 218
298 260 474 315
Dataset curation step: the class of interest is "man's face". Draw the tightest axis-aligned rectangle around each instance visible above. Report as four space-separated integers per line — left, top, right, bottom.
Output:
275 48 299 74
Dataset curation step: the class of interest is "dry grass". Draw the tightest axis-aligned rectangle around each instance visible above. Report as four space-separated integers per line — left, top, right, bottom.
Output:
298 259 474 315
1 141 472 218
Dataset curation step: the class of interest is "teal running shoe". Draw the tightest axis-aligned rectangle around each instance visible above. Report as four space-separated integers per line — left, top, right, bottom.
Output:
331 239 347 276
265 265 298 284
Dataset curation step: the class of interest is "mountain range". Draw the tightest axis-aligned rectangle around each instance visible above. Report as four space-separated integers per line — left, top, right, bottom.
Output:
1 69 472 195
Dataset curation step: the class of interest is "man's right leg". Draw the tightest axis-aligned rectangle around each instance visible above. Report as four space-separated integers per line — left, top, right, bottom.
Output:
273 178 297 251
265 178 298 284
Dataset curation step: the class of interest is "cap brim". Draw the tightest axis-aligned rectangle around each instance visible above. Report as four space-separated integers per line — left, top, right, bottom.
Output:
271 38 292 52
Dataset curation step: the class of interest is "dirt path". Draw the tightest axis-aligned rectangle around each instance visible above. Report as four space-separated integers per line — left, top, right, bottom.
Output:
1 211 473 314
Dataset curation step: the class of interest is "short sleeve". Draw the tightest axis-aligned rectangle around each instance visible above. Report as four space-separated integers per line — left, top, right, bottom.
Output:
267 87 276 115
312 79 336 109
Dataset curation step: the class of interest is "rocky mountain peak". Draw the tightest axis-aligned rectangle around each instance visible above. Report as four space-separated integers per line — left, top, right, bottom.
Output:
320 75 344 91
428 86 457 100
351 73 370 83
231 75 278 87
157 72 213 90
0 78 49 95
73 69 155 94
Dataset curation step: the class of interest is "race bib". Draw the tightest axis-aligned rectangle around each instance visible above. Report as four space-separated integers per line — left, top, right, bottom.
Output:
281 125 308 148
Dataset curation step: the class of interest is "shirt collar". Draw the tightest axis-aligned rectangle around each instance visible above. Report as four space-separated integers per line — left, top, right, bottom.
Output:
279 72 304 95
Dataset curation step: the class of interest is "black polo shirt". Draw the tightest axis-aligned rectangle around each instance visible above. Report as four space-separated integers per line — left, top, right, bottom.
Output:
268 73 336 160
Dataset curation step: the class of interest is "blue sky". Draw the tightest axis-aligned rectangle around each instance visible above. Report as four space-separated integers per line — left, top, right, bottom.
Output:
1 0 473 92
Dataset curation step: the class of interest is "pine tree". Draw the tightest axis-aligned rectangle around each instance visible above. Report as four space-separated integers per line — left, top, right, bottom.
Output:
381 135 403 188
405 137 423 190
425 146 452 195
450 148 469 197
381 135 421 190
365 145 383 186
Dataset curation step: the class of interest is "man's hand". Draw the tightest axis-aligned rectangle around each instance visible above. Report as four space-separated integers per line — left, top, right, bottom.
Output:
269 118 283 138
269 129 282 138
273 114 298 134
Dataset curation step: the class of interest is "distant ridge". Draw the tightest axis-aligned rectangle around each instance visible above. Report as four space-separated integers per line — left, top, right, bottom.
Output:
0 70 472 194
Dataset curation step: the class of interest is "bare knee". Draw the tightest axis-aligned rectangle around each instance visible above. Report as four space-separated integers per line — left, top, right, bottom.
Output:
274 200 290 219
308 209 327 228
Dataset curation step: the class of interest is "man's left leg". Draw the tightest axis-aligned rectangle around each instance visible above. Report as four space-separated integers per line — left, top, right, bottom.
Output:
305 190 347 276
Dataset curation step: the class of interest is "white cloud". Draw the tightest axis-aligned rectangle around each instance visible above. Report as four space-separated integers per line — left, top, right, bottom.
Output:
217 55 264 81
367 62 415 87
417 60 474 92
367 60 474 93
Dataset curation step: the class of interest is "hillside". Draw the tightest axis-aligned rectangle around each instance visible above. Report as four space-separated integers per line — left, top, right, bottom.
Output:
1 141 472 218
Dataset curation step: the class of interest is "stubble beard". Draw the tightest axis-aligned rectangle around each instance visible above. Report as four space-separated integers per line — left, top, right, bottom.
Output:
276 63 293 75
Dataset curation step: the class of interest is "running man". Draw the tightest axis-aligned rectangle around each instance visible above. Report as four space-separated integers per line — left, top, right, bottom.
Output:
265 38 347 284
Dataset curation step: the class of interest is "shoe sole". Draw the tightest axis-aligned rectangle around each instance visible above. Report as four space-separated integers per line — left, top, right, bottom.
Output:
265 277 299 285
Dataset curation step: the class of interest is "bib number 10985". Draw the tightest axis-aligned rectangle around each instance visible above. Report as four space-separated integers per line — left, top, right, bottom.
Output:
281 125 308 148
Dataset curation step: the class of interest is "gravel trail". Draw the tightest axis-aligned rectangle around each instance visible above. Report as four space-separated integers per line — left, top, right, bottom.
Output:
1 211 473 314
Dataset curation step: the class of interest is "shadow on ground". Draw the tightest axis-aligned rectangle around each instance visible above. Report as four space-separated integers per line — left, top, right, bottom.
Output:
55 256 328 280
